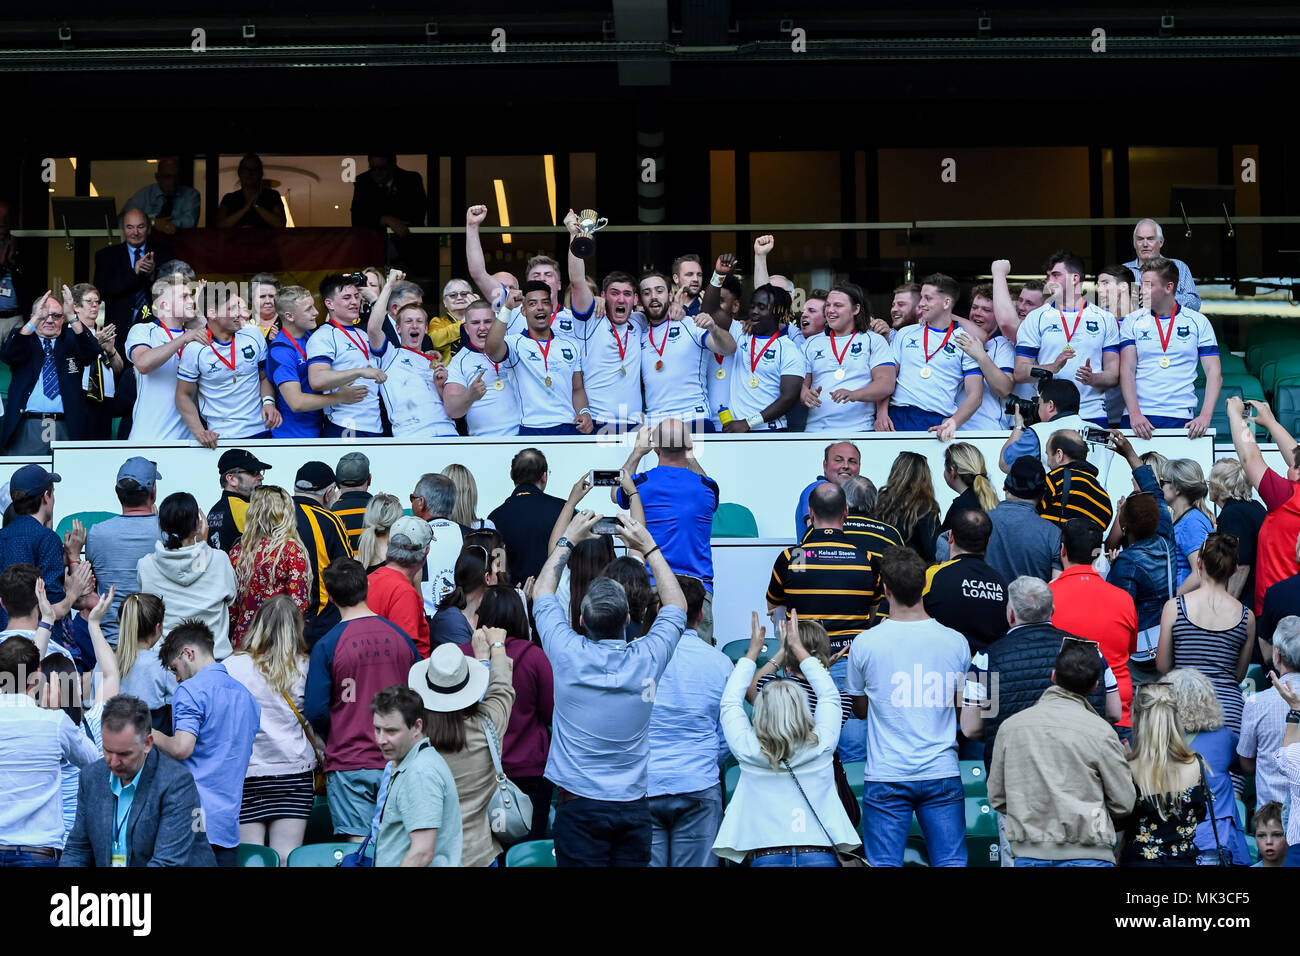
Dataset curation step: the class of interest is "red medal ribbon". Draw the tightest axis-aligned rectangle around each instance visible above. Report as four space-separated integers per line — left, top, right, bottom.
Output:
1059 308 1084 345
610 323 630 363
466 342 500 376
922 324 955 363
281 331 308 361
749 332 780 374
528 332 553 372
647 320 670 361
330 320 370 360
830 331 857 367
159 323 181 341
1154 303 1180 353
207 330 237 372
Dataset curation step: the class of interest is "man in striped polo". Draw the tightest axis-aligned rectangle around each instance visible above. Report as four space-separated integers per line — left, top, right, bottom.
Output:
1038 429 1114 535
292 461 355 647
330 452 373 552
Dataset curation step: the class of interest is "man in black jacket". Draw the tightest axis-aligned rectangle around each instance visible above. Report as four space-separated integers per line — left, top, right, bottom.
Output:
61 695 215 867
488 448 568 586
206 448 270 553
1 291 102 453
350 155 426 235
92 208 173 357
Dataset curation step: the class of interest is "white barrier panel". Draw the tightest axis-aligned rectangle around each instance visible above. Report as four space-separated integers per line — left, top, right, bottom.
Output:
47 430 1213 541
710 539 790 648
0 458 52 489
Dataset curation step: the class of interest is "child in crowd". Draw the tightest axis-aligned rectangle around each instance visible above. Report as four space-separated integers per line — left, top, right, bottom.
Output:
1253 802 1287 868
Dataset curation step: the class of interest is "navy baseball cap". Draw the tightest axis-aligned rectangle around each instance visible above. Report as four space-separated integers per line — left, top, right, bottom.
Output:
117 456 162 490
295 461 336 493
10 464 61 498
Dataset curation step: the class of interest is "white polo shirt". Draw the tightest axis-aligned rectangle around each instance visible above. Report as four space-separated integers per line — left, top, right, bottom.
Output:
375 342 457 438
890 323 980 417
803 328 895 432
176 326 267 437
727 330 808 430
641 318 713 424
446 346 521 436
306 320 384 434
126 321 191 441
578 317 644 425
505 332 582 429
1015 303 1120 421
960 334 1016 431
1119 305 1218 420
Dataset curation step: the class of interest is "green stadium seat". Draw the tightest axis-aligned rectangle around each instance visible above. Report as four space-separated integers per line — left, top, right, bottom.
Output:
902 846 930 867
1274 385 1300 438
960 760 988 798
1198 384 1243 442
55 510 117 540
1241 663 1266 699
1246 835 1258 865
1245 322 1300 369
1247 337 1300 377
287 842 366 867
720 637 777 667
1218 352 1248 376
506 839 556 867
724 763 742 805
711 502 759 538
1260 353 1300 397
1236 798 1249 833
236 843 280 867
965 797 1000 867
303 796 335 845
841 760 866 802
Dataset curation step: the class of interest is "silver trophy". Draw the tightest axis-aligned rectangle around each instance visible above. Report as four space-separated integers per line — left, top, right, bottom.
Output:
570 208 608 258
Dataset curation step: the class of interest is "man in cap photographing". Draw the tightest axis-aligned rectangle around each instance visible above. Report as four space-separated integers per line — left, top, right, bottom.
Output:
331 452 373 552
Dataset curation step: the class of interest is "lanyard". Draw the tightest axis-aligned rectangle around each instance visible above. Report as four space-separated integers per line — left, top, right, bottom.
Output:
330 320 370 360
207 330 237 371
159 322 182 342
647 320 670 360
281 331 308 361
1154 303 1180 353
922 324 955 363
112 792 130 848
528 332 553 371
749 332 780 373
829 330 857 366
1059 308 1084 345
466 342 499 376
610 323 631 362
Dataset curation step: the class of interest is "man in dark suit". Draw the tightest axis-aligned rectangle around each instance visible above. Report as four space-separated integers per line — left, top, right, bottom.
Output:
488 447 570 586
350 155 426 235
92 207 173 357
61 695 216 867
0 290 102 453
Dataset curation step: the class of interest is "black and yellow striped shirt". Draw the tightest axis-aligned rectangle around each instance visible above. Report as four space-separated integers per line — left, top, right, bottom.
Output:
1038 461 1113 533
767 527 878 651
331 490 373 551
294 496 354 618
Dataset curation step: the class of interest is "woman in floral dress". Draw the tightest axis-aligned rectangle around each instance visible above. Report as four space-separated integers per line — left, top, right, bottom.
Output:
1120 683 1211 866
228 485 312 649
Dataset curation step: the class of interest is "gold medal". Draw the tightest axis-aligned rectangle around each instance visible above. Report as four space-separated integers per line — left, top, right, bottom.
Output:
715 368 726 380
544 375 553 388
492 379 505 391
920 366 932 379
833 368 846 381
619 366 627 377
1159 356 1171 369
430 359 439 369
748 375 759 388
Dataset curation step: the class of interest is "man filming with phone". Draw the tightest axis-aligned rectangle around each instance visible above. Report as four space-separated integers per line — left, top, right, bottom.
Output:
612 420 720 643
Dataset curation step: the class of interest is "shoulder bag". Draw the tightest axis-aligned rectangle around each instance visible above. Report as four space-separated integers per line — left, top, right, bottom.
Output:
479 715 534 847
282 690 327 796
1194 753 1232 867
781 758 868 867
1131 537 1174 665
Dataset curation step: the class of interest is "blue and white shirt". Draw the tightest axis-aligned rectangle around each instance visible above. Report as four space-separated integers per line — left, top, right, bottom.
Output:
641 318 714 424
803 328 894 431
891 322 980 417
176 326 268 438
727 330 807 430
445 345 521 436
1119 305 1218 420
1015 303 1120 421
961 334 1016 431
505 332 581 429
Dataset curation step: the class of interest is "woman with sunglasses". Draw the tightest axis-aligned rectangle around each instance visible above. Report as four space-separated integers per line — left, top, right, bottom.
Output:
428 279 476 363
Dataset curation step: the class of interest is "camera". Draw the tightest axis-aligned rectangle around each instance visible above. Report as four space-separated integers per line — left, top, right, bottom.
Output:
1004 368 1053 426
339 272 374 326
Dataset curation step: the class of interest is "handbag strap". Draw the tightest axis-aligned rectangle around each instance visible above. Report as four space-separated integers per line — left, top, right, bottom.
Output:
1195 753 1226 862
781 758 836 847
282 689 324 769
478 714 507 781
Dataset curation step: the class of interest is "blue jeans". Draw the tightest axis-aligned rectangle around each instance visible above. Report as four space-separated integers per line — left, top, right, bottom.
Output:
1119 413 1190 429
0 848 58 867
553 795 652 867
887 406 946 431
648 785 723 867
519 423 581 436
750 849 839 867
863 776 966 867
829 657 866 762
1015 858 1113 867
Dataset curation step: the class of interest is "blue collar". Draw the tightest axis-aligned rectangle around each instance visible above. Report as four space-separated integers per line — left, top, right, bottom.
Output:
110 761 146 797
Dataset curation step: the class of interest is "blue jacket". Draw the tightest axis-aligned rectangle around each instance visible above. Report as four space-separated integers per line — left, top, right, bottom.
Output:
1106 465 1175 633
60 748 216 867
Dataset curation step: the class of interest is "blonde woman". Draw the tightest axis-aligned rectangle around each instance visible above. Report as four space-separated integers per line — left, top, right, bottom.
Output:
1161 458 1215 592
941 443 998 526
876 451 943 563
1120 682 1210 867
713 611 860 866
746 618 855 727
1207 458 1266 601
225 595 319 865
442 463 496 531
356 493 403 570
116 592 176 730
228 486 312 648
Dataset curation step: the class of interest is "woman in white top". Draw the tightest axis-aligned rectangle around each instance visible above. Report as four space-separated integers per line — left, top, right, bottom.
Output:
224 595 320 865
713 610 861 866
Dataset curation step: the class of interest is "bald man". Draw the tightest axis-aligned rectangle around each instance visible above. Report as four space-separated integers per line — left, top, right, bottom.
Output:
616 421 721 642
1123 218 1200 311
794 441 862 539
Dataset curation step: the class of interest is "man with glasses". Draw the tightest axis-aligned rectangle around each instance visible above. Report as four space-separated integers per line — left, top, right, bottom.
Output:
206 449 269 553
0 289 101 454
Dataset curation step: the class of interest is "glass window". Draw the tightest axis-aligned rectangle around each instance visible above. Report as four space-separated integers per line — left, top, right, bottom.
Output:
216 154 428 227
464 154 569 269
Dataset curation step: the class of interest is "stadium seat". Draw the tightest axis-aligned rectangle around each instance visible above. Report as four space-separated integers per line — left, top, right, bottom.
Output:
960 759 988 798
965 797 1000 867
506 839 556 867
1236 798 1249 834
54 510 117 539
1241 663 1265 699
711 502 759 539
1245 322 1300 373
0 363 10 402
1259 353 1300 398
303 796 335 845
236 843 280 867
1246 834 1258 865
724 763 742 805
1274 384 1300 437
1218 352 1248 376
841 760 866 802
287 842 365 867
720 637 777 666
902 846 930 867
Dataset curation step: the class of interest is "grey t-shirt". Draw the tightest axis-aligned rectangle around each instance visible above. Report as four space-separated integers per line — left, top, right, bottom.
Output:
84 514 163 645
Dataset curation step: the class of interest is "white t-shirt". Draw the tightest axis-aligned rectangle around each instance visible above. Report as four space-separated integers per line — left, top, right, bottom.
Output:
641 318 714 424
126 322 191 440
505 332 582 428
374 342 456 438
306 320 384 434
1119 306 1218 420
578 318 644 426
176 326 268 437
960 334 1016 431
890 323 980 417
803 328 895 431
445 346 521 436
422 517 464 618
726 331 808 429
1015 303 1120 421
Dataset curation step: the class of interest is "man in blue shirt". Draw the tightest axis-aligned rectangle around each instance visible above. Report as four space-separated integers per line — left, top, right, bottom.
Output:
123 157 202 233
151 621 260 867
1123 218 1201 311
534 509 687 867
646 576 732 866
0 465 73 631
615 420 719 642
793 440 862 539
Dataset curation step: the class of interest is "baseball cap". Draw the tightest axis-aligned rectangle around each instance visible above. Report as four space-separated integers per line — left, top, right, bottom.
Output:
335 452 371 487
295 461 336 493
390 515 433 548
117 456 162 490
10 464 60 499
1005 456 1047 499
217 448 272 476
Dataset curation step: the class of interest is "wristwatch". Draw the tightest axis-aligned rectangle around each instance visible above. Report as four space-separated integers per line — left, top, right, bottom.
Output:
1287 710 1300 724
490 641 506 650
556 537 574 551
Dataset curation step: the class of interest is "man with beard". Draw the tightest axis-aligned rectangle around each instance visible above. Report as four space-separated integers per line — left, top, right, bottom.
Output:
801 283 895 433
466 205 577 338
639 270 736 430
444 300 522 435
671 254 704 316
268 285 368 438
206 449 269 553
956 283 1017 431
367 270 457 437
722 285 807 433
870 283 920 341
307 274 388 438
484 281 591 435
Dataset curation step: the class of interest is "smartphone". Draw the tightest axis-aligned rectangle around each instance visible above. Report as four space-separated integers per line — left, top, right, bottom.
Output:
589 469 621 487
592 516 621 536
1083 427 1111 445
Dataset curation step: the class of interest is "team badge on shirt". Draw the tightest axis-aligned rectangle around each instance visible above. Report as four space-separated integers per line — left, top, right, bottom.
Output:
1086 321 1099 332
561 346 574 361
